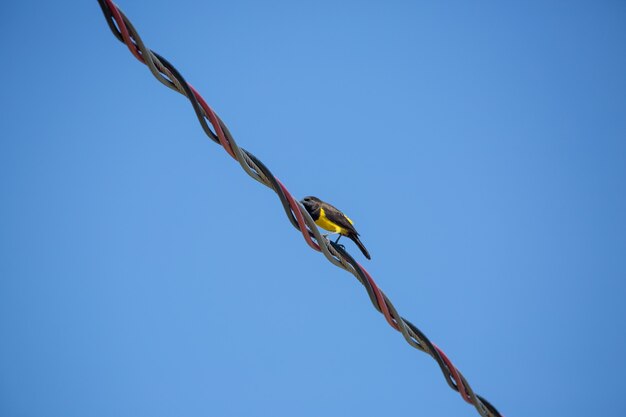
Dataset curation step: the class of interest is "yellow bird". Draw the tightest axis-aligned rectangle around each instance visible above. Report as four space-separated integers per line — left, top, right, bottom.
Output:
300 196 371 260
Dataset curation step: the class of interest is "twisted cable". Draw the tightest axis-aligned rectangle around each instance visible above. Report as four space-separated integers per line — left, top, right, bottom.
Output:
96 2 504 416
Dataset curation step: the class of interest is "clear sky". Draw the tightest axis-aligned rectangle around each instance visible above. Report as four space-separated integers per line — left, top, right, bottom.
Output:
1 1 625 416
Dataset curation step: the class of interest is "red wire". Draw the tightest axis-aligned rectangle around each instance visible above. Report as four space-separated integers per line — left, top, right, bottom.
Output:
189 84 236 159
101 2 500 415
433 343 472 404
105 0 236 159
105 0 144 63
359 264 400 331
276 178 320 252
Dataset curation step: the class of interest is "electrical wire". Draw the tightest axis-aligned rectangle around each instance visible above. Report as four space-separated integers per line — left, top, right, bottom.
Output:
96 2 504 416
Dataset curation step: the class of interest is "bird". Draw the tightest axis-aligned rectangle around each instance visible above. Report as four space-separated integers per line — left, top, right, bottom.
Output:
300 196 371 260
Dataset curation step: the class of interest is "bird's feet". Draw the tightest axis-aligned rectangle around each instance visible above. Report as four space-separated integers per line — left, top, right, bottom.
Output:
321 234 345 250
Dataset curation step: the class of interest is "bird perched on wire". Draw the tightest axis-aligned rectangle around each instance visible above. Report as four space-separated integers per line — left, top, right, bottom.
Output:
300 196 371 260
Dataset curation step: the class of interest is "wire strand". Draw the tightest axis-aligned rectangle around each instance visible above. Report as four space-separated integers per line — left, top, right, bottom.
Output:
96 1 504 416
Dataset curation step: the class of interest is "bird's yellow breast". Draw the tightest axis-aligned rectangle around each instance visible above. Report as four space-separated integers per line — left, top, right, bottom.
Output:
315 208 352 234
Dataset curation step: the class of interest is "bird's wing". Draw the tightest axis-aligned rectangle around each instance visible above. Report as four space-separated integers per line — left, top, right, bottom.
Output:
322 203 359 235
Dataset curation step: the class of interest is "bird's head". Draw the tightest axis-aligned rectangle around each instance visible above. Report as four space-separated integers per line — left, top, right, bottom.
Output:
300 196 321 213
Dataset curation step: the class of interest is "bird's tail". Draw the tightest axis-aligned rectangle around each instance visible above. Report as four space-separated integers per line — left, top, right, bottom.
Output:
349 234 371 260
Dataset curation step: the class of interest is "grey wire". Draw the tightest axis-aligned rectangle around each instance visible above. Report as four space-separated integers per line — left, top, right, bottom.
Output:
114 6 388 276
121 13 273 188
100 3 502 416
125 17 352 268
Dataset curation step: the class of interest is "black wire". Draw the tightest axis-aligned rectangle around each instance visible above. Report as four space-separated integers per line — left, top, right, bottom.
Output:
330 242 383 316
152 55 302 232
99 0 219 144
477 395 502 417
242 150 300 230
98 0 300 231
97 0 123 42
402 318 458 391
151 52 220 144
333 240 460 396
98 0 303 237
333 242 459 395
97 3 503 415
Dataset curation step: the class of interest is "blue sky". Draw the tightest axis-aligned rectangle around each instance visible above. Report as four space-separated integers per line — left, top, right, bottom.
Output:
1 1 625 416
